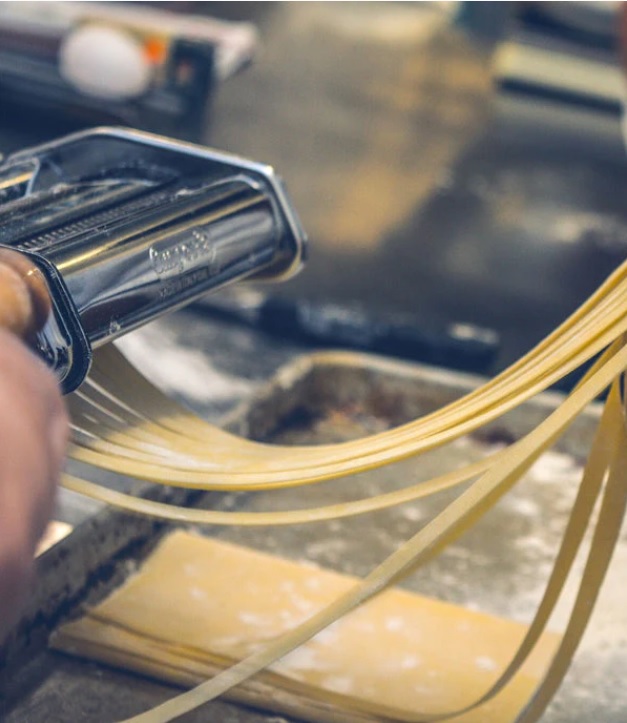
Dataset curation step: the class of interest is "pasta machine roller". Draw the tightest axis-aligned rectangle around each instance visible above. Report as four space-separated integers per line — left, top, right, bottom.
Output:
0 127 307 392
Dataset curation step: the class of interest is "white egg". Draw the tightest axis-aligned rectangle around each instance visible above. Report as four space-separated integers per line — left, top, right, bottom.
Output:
59 23 153 100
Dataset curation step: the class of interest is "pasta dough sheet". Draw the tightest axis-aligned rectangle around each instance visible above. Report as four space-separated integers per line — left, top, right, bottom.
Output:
52 530 561 723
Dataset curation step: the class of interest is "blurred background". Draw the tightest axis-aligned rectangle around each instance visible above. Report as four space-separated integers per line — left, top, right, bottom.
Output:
1 0 626 379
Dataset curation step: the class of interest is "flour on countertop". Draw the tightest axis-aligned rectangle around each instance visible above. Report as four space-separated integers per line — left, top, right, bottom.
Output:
116 325 254 404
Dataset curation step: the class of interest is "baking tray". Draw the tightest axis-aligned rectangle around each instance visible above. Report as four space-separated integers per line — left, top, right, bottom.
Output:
3 350 625 723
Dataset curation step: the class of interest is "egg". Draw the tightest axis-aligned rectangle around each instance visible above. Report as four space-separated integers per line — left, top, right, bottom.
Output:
59 23 153 100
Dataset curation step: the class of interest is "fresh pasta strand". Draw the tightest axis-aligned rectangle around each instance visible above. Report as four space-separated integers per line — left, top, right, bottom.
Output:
63 339 622 527
59 260 627 722
63 376 622 723
517 392 627 722
64 262 627 489
60 454 490 527
109 336 627 723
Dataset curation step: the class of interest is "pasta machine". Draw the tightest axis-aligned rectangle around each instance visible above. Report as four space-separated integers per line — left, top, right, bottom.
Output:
0 127 307 392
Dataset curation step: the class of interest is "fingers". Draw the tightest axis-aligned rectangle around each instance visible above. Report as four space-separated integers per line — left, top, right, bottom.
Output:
0 330 68 641
0 251 52 335
0 264 34 338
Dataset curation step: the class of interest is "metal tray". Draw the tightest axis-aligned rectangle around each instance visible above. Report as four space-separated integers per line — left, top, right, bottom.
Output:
3 351 625 723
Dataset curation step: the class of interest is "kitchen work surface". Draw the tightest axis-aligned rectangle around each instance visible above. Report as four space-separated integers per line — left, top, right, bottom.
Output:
3 345 625 723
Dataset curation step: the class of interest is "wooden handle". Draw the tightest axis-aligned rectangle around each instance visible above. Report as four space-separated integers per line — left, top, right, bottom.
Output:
0 252 51 339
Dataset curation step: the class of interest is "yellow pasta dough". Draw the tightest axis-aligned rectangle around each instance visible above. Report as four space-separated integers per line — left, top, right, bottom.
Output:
52 531 561 723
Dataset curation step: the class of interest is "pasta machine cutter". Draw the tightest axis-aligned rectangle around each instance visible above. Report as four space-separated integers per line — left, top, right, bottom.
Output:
0 127 307 392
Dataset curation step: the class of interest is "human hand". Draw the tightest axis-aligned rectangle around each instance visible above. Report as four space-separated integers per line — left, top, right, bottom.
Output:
0 329 68 643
